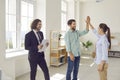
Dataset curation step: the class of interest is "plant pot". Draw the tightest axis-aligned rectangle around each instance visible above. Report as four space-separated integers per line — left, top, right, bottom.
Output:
59 38 60 40
85 48 88 51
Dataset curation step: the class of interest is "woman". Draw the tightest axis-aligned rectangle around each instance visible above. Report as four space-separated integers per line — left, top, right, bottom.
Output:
87 16 111 80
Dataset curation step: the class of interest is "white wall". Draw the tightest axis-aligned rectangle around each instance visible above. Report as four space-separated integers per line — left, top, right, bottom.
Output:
68 0 75 19
46 0 61 30
35 0 46 37
15 54 30 77
79 0 120 43
46 0 61 66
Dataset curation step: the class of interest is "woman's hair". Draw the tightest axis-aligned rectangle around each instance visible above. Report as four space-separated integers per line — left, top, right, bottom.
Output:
99 23 111 49
31 19 41 30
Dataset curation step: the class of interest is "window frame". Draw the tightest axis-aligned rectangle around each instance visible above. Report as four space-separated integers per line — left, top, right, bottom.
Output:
61 0 68 31
5 0 35 53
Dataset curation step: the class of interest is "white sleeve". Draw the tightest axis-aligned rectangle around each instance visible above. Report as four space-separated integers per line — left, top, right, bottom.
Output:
101 39 108 61
92 29 100 38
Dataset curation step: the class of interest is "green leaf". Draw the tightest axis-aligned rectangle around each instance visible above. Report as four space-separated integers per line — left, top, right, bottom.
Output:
82 40 93 48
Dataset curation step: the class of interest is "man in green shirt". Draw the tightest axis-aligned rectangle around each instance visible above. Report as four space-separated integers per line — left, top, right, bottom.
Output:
65 18 89 80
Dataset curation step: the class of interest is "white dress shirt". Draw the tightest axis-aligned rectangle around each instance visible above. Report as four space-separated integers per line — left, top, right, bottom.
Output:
33 29 41 44
93 29 110 64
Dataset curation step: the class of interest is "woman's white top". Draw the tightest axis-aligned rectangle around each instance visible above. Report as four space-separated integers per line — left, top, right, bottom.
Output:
93 29 110 65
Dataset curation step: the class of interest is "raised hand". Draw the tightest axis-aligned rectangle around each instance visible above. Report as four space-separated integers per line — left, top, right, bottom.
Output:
85 16 90 31
86 16 94 29
86 16 90 24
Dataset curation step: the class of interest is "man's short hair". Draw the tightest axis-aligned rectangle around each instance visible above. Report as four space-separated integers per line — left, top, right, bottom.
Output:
67 19 76 25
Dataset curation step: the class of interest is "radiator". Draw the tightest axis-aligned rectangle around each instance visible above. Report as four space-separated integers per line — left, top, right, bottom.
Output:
0 69 12 80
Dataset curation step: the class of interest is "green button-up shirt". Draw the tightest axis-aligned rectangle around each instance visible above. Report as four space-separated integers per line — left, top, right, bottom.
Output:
64 29 89 57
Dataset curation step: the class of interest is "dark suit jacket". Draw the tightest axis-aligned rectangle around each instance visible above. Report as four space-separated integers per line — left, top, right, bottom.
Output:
25 30 44 58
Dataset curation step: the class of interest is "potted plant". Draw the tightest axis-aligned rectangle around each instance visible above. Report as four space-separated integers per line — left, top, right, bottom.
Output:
82 40 93 51
58 33 62 40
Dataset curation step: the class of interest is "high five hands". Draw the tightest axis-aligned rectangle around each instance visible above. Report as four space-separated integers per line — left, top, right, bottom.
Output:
85 16 94 30
86 16 90 24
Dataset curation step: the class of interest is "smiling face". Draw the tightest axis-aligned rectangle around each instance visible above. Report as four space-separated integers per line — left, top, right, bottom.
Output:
98 23 108 35
67 19 76 31
31 19 42 31
69 21 76 30
98 27 103 34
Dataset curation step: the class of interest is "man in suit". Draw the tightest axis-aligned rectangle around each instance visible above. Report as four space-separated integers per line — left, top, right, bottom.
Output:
25 19 50 80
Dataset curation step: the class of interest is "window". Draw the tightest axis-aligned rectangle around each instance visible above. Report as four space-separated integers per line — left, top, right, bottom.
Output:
61 0 68 31
20 1 34 48
6 0 34 52
6 0 17 51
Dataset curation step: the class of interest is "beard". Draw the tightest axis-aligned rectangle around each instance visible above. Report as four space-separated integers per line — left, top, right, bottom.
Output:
36 27 41 31
71 27 76 31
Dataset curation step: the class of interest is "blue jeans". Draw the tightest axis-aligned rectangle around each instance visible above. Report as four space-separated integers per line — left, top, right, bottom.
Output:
66 56 80 80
